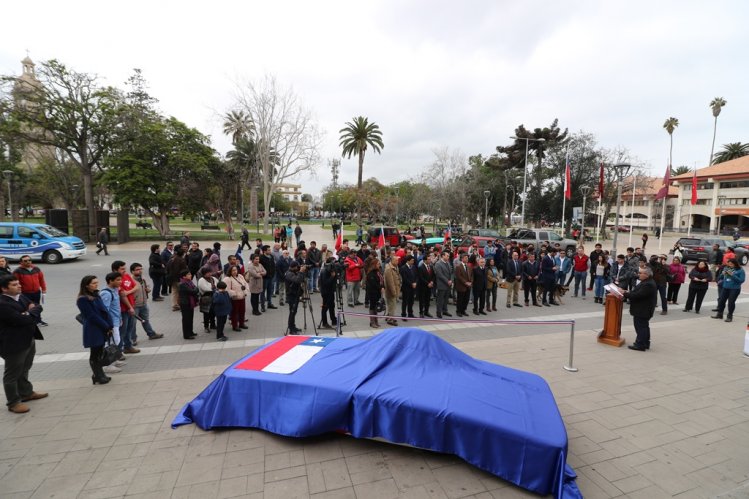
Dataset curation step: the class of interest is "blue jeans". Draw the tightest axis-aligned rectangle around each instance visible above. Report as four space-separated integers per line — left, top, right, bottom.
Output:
119 312 136 349
594 276 605 298
573 271 587 296
716 287 741 316
657 284 667 311
308 266 320 291
134 305 157 336
262 278 274 306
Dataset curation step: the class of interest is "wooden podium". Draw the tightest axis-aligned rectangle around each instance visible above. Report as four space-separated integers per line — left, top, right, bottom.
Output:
598 293 625 347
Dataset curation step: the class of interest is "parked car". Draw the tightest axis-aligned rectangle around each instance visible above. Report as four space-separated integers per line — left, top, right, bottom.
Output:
504 228 578 253
454 236 498 257
467 229 502 238
675 237 749 265
0 222 87 264
368 227 414 247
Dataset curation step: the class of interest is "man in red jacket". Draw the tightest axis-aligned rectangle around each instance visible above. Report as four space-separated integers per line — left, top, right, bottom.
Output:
344 252 364 307
12 256 48 326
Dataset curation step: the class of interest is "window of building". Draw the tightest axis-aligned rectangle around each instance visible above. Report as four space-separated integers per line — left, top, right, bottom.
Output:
719 180 749 189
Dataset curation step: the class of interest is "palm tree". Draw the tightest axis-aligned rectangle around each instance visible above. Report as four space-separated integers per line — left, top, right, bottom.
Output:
672 166 691 176
663 117 679 167
223 110 253 145
712 142 749 165
339 116 384 189
709 97 727 165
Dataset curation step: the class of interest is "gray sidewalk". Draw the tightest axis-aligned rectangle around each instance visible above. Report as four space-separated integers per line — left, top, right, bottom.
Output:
1 313 748 498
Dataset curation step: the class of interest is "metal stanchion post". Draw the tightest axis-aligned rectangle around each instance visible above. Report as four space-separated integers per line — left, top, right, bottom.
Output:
563 321 578 372
336 311 342 338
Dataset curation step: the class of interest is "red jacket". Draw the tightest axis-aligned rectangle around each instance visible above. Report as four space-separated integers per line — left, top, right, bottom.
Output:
573 254 589 272
13 266 47 294
344 255 364 282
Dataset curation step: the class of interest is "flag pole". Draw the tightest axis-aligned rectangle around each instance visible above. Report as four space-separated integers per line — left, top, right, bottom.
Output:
658 197 666 251
562 148 569 236
628 176 636 248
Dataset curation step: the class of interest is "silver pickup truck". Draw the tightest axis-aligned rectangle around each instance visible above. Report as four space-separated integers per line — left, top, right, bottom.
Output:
505 228 578 253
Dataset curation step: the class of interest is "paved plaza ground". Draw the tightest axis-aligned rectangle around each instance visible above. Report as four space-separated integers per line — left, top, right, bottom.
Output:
1 225 748 498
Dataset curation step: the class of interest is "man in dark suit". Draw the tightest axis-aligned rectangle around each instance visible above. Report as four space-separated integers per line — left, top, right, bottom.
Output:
472 257 488 315
540 249 559 306
623 267 657 351
504 250 523 308
0 275 46 414
454 253 472 317
417 254 435 318
400 255 418 319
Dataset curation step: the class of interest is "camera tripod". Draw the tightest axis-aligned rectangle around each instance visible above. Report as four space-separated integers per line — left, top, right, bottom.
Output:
285 278 318 336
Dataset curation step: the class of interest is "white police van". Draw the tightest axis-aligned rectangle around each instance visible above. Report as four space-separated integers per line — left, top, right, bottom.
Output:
0 222 86 264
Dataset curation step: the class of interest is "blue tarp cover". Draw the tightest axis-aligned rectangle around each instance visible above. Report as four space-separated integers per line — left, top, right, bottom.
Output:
173 328 581 498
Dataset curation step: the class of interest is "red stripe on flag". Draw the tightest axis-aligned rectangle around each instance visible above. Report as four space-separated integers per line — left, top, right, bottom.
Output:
235 335 308 371
691 169 698 205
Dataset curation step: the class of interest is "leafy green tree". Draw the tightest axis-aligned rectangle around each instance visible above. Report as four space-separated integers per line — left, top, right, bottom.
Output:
339 116 384 189
663 117 679 167
712 142 749 164
103 116 216 235
0 59 119 238
672 165 691 176
709 97 727 165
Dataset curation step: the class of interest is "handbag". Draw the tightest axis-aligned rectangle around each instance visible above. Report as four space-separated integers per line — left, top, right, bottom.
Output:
199 293 213 314
100 339 119 367
75 313 84 325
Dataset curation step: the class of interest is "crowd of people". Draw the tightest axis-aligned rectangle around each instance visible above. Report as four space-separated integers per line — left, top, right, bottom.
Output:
1 225 745 413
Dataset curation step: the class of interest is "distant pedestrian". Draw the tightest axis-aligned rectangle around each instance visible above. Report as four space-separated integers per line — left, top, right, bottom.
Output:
148 244 166 301
240 227 252 250
294 223 303 247
641 233 648 250
95 227 109 256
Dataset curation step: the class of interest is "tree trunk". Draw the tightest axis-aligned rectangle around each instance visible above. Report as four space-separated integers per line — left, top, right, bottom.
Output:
709 116 718 166
357 150 365 189
250 184 258 224
82 167 96 242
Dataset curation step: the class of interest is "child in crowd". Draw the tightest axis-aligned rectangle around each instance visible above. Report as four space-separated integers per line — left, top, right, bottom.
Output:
212 281 232 341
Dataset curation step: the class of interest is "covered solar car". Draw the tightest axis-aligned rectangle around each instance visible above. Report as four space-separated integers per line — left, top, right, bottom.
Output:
173 329 581 498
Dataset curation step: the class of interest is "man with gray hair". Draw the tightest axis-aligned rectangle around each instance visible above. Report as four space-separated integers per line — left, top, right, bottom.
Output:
622 266 657 351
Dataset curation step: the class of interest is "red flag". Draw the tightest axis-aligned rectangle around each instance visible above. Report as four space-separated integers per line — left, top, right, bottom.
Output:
656 165 671 200
334 229 342 251
378 225 386 248
598 162 605 198
443 227 451 244
690 169 698 205
564 161 572 200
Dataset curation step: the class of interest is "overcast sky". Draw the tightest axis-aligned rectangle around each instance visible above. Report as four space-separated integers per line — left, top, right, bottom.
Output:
2 1 747 197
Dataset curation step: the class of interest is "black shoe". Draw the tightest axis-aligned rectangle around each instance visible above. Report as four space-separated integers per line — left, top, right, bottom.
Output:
725 316 733 322
424 313 433 318
682 308 690 312
252 311 262 316
479 311 487 315
436 314 442 319
543 302 550 307
184 335 196 340
513 304 523 308
711 308 719 312
443 312 452 317
217 336 228 342
628 345 646 351
268 305 277 309
550 302 559 306
711 314 723 319
232 328 241 331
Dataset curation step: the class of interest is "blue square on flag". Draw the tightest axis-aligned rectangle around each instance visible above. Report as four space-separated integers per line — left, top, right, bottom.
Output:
302 337 336 347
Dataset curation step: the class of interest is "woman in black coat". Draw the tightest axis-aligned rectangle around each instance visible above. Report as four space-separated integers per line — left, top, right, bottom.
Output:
148 244 166 301
365 257 384 328
76 275 114 385
683 260 712 313
177 270 199 339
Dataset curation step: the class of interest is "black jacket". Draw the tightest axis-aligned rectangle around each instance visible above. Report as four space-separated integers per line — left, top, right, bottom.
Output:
417 261 434 290
149 252 166 276
0 294 43 358
628 278 657 318
472 266 487 291
400 264 417 291
505 258 522 281
260 254 276 279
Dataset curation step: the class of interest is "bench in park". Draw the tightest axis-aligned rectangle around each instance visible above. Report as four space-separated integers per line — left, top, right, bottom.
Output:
135 221 152 229
201 224 221 231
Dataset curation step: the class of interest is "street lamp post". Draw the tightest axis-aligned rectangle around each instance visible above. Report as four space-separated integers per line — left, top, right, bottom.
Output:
611 163 631 258
580 186 591 243
2 170 12 222
484 190 490 229
511 136 545 227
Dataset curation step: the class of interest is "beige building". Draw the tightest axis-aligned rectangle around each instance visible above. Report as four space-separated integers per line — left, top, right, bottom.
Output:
671 155 749 234
614 176 678 230
276 183 302 202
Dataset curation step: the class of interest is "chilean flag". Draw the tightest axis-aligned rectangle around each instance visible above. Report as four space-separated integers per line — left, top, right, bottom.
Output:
378 225 386 248
564 161 571 200
444 227 451 244
334 229 343 251
690 169 698 205
236 336 336 374
598 162 605 199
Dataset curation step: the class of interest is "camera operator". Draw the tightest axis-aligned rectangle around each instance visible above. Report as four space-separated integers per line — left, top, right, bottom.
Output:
319 257 338 329
285 261 306 335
